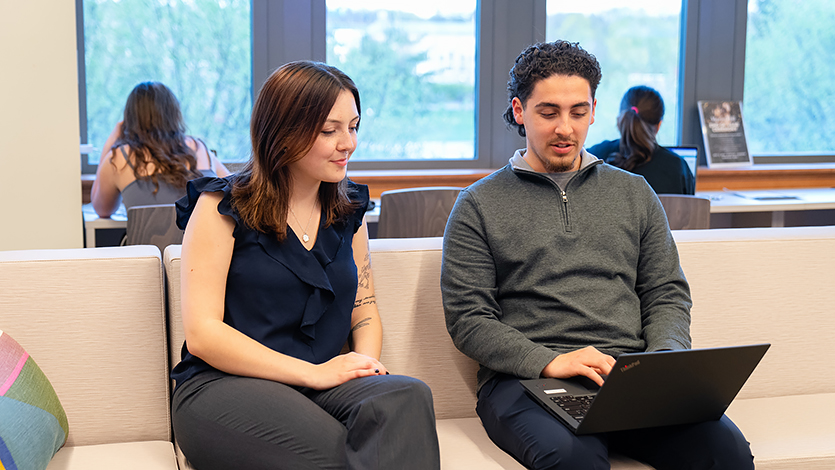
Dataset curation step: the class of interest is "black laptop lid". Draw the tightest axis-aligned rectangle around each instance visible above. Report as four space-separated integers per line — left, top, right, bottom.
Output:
580 344 769 434
522 344 770 435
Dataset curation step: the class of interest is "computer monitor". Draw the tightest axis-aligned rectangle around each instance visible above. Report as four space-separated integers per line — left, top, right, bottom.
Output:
668 146 699 193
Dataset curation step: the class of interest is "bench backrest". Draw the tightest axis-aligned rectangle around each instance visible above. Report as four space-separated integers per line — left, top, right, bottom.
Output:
164 226 835 421
371 238 479 419
0 246 171 447
677 226 835 399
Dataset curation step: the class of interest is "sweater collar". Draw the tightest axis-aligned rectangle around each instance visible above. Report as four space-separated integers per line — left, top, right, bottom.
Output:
509 148 600 173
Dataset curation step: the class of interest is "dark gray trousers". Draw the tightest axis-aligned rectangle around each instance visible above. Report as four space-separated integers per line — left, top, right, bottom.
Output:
172 370 440 470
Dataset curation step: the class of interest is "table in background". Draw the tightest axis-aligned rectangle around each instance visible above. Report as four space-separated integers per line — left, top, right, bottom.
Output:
84 190 835 245
698 188 835 228
83 203 127 247
84 201 381 247
366 198 380 238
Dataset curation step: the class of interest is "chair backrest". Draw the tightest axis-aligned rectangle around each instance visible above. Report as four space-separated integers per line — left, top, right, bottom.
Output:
125 204 184 253
377 187 463 238
658 194 711 230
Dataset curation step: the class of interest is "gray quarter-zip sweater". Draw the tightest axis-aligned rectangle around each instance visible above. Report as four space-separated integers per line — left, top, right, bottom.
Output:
441 149 692 391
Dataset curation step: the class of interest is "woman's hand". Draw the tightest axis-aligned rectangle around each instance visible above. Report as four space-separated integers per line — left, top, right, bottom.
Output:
306 352 388 390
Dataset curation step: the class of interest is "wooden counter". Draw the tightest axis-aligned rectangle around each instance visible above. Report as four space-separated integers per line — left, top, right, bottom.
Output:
695 164 835 191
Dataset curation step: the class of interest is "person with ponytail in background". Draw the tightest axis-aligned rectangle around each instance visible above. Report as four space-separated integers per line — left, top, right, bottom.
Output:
587 85 694 195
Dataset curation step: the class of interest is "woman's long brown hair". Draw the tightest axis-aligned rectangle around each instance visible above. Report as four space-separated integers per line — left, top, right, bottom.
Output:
111 82 200 192
232 61 361 239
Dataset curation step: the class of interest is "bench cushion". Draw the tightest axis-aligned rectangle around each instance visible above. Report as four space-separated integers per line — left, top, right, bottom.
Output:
437 418 525 469
727 393 835 469
47 441 178 470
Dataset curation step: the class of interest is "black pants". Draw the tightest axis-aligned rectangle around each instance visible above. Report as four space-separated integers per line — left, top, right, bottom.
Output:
477 374 755 470
172 370 440 470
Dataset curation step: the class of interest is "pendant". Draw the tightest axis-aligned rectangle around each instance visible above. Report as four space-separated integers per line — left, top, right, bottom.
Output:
302 233 310 243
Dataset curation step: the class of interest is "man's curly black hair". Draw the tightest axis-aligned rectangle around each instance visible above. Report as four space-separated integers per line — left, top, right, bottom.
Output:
503 40 602 137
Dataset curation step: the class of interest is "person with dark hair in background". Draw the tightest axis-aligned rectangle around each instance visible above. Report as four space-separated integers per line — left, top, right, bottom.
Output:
441 41 753 469
169 61 440 470
91 81 230 217
587 85 694 195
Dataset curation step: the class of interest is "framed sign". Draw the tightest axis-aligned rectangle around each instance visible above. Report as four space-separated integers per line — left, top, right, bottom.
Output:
698 101 753 168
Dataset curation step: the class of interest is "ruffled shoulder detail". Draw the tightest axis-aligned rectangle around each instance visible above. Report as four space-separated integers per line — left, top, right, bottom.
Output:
175 175 239 231
347 180 370 234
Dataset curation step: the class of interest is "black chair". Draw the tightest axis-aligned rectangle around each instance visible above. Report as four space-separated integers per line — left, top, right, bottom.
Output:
376 187 463 238
125 204 184 254
658 194 711 230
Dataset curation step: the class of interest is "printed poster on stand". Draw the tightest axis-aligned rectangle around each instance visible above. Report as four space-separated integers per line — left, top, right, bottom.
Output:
698 101 753 168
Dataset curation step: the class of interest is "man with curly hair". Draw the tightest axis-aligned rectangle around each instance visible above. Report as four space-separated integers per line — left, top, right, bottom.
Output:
441 40 754 469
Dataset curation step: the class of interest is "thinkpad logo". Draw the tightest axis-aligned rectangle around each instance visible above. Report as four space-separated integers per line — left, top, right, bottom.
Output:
620 360 640 373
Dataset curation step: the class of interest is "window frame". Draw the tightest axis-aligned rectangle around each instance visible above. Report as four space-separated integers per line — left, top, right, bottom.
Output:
247 0 536 171
76 0 95 175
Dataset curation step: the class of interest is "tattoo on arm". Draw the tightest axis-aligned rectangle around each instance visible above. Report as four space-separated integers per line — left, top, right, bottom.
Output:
353 295 377 309
357 253 371 289
351 316 373 333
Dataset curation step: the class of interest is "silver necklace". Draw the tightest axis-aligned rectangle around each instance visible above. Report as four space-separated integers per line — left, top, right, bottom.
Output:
289 202 316 243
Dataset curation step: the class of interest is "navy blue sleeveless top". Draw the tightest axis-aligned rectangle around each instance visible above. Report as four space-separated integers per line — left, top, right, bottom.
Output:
170 175 369 391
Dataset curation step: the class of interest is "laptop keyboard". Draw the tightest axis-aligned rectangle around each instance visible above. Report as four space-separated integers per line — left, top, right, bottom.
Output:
551 395 594 421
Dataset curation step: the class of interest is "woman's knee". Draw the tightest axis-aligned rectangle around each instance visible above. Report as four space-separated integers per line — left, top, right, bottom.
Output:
174 406 348 470
395 375 434 405
369 375 435 411
172 374 349 470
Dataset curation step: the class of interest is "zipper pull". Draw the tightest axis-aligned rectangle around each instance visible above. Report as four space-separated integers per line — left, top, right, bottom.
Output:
561 190 568 203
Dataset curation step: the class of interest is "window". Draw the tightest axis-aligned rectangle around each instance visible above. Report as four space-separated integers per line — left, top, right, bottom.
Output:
743 0 835 155
81 1 816 172
326 0 477 162
81 0 252 167
546 1 683 148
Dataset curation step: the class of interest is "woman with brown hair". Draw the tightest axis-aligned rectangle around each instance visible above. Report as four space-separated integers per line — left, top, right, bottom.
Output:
587 85 694 195
169 61 440 470
91 81 230 217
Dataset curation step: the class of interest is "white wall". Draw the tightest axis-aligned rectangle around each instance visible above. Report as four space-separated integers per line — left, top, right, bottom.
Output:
0 2 83 250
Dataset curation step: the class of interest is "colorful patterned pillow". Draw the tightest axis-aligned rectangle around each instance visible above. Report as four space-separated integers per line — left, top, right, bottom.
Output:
0 330 68 470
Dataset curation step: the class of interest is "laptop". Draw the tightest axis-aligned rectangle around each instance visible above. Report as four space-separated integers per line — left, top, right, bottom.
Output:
520 344 769 435
668 146 699 194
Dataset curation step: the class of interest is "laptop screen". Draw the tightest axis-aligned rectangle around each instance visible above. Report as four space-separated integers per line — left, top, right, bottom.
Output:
668 146 698 180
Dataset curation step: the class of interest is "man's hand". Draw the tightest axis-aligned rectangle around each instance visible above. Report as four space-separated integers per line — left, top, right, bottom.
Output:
541 346 616 387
